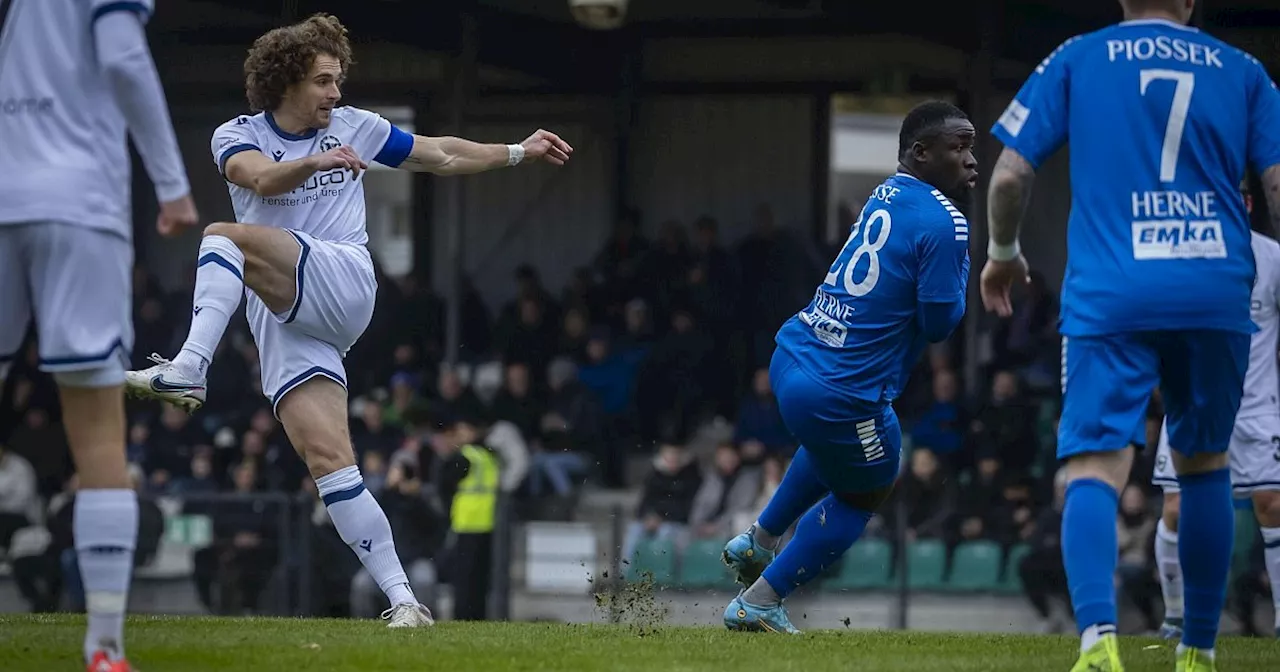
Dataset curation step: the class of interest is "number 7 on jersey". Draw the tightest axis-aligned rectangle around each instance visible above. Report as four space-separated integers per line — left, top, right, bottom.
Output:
1140 69 1195 184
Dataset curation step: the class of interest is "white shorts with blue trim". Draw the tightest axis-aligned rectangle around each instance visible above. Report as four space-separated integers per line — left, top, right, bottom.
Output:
0 222 132 383
246 229 376 415
1153 413 1280 496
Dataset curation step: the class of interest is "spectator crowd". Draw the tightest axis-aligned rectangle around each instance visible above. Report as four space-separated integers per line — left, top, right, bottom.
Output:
0 206 1269 633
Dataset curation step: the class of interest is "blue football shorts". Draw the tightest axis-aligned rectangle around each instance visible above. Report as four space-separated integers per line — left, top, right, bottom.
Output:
770 348 901 493
1058 329 1250 459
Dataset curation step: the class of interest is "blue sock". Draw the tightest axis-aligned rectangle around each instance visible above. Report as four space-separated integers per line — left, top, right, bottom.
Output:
1177 468 1233 650
757 447 829 537
1061 478 1119 633
759 494 872 600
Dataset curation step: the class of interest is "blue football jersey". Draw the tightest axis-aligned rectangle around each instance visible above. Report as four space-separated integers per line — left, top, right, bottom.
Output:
774 173 970 405
993 19 1280 336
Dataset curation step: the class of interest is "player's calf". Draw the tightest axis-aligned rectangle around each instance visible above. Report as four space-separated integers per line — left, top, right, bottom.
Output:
279 379 429 624
1155 491 1184 638
1250 489 1280 636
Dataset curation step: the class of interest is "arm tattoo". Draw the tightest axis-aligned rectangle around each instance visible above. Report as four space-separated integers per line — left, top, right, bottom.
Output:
1260 164 1280 240
987 148 1037 246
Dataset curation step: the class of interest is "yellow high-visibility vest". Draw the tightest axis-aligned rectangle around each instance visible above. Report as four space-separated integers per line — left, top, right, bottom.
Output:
451 444 499 534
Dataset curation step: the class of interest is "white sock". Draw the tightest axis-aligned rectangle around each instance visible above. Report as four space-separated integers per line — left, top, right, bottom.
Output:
1155 518 1184 621
74 489 138 663
1261 526 1280 632
316 466 415 606
1080 623 1116 653
174 235 244 378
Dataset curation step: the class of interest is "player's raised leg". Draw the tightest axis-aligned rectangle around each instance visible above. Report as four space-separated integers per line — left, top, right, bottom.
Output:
723 446 827 587
1151 423 1185 639
723 353 829 587
127 222 299 411
724 351 898 634
277 377 433 627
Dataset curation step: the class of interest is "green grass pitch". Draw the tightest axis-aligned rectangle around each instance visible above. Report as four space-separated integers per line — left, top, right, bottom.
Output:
3 615 1278 671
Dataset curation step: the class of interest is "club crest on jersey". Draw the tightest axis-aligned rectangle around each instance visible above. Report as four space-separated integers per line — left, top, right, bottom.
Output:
320 135 342 152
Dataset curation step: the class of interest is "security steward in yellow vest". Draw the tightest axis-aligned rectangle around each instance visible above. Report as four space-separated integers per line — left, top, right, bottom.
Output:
432 413 500 621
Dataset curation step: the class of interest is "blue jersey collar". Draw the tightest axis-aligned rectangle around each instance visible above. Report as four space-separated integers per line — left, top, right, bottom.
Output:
1119 18 1198 33
265 111 318 141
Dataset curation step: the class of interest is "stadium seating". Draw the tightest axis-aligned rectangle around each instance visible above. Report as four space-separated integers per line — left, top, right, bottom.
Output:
906 539 947 590
998 544 1031 594
678 539 738 589
626 536 676 585
945 540 1003 592
825 538 893 590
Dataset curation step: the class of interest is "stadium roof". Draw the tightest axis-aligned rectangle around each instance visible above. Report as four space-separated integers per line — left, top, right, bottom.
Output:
171 0 1280 91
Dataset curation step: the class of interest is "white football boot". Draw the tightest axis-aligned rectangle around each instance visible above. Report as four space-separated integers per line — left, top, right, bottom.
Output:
125 353 207 413
381 603 435 628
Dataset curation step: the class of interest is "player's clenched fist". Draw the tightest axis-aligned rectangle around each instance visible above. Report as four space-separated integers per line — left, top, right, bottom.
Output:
520 129 573 166
310 145 368 177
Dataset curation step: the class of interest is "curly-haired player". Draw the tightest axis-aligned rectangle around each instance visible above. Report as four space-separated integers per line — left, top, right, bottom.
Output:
126 14 572 627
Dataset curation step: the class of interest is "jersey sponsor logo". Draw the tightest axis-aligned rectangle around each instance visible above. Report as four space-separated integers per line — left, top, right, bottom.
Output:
799 303 849 348
259 168 350 207
216 136 238 151
1 97 54 115
1131 220 1225 260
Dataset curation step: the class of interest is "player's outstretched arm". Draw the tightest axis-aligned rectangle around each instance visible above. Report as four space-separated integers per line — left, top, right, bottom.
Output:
400 129 573 175
224 146 366 197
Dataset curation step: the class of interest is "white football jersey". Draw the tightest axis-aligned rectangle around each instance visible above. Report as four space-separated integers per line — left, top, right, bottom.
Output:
211 107 402 246
1241 231 1280 419
0 0 155 238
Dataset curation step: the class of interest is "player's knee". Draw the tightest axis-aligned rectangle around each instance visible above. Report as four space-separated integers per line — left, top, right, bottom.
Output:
1171 450 1228 476
292 430 356 479
203 221 246 241
1161 493 1181 531
1065 448 1133 491
54 363 124 388
834 482 895 512
1251 490 1280 528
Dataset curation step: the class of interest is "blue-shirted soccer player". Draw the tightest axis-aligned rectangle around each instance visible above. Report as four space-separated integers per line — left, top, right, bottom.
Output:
983 1 1280 670
721 101 977 633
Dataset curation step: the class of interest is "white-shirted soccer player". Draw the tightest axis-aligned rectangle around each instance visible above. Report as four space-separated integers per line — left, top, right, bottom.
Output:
1151 181 1280 640
0 1 198 670
125 14 571 627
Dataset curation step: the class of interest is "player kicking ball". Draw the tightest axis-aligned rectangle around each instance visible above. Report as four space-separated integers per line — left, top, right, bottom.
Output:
1150 181 1280 641
721 101 976 633
126 14 571 627
982 1 1280 670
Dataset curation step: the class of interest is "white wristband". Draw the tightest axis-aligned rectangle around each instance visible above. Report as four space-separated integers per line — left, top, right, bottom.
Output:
507 144 525 167
987 239 1021 262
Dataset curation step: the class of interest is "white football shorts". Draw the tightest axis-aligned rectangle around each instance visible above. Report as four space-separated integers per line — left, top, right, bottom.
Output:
1153 414 1280 496
0 221 132 385
246 229 376 415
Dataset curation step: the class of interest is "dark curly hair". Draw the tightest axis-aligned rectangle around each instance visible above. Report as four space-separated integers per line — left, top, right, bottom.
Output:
243 14 353 113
